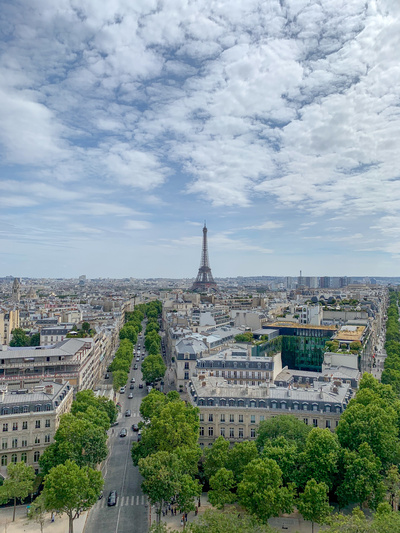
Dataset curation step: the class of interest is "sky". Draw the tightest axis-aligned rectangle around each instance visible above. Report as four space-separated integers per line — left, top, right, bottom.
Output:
0 0 399 279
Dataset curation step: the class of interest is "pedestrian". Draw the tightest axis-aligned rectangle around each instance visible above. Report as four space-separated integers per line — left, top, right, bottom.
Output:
185 513 188 522
195 507 198 516
51 513 55 522
174 508 177 516
198 497 201 507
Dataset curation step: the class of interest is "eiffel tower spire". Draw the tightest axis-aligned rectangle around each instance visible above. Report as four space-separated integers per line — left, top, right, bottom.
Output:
191 223 217 292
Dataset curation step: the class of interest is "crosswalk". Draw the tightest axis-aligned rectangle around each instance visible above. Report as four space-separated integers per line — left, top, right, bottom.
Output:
97 495 147 508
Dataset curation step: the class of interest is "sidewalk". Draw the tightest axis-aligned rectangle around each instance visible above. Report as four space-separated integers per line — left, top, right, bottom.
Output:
0 504 88 533
149 493 318 532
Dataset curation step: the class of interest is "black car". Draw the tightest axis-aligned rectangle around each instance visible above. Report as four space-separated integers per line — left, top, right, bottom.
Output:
130 384 134 389
132 424 139 431
107 490 117 506
104 373 110 379
139 383 143 389
119 428 127 437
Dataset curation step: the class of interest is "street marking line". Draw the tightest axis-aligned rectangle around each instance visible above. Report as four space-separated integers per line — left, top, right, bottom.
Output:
141 495 144 505
136 495 139 505
131 496 135 505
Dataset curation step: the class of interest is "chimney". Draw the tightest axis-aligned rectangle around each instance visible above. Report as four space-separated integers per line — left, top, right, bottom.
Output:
201 381 206 387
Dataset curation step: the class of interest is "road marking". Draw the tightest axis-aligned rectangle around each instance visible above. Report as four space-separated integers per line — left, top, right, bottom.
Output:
142 495 144 505
131 496 135 505
136 495 139 505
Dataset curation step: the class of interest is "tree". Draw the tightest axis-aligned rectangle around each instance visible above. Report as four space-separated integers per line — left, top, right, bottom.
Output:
10 328 30 347
256 415 311 453
237 458 294 523
0 462 35 521
225 440 259 483
139 451 180 523
30 332 40 346
324 507 400 533
176 474 202 527
298 428 340 490
71 390 117 426
336 443 385 510
112 370 128 392
208 468 236 509
234 332 254 343
297 479 331 533
203 436 230 481
140 389 168 422
39 414 108 474
385 465 400 511
81 322 90 332
42 460 103 533
28 495 47 533
149 341 161 356
184 509 276 533
141 354 166 384
261 436 299 485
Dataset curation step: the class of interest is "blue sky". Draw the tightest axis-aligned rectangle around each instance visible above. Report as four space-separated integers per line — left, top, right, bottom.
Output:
0 0 399 279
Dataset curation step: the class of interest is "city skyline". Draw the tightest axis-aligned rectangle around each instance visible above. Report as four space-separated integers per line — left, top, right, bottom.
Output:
0 1 399 278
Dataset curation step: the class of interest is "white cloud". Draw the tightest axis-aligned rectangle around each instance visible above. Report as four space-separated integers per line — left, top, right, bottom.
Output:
244 221 283 230
124 220 151 230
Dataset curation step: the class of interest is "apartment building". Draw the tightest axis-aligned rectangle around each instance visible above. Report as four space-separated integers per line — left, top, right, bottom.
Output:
0 338 96 391
188 372 351 447
0 380 73 477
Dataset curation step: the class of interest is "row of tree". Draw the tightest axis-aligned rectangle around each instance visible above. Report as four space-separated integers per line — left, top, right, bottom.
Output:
381 290 400 393
132 389 202 523
141 301 166 384
0 390 114 532
109 338 135 392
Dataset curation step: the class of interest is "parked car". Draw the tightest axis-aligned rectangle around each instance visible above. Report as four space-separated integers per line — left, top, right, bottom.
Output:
130 378 135 383
131 424 139 431
104 373 110 379
139 383 143 389
111 421 119 427
119 428 127 438
128 393 133 399
107 491 117 506
125 409 131 417
120 387 125 394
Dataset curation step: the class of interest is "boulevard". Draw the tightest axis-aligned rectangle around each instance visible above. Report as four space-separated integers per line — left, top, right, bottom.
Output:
85 338 149 533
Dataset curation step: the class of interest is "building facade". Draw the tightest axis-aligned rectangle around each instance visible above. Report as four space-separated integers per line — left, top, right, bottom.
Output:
0 380 73 477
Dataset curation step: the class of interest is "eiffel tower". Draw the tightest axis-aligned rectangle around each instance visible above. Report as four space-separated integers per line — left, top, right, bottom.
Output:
192 223 217 292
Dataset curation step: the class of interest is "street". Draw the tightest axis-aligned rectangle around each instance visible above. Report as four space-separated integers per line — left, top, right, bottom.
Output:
85 337 149 533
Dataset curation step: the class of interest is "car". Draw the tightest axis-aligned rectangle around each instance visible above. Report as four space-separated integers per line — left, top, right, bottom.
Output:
130 378 135 383
131 424 139 431
137 432 142 442
136 357 140 362
120 387 125 394
134 364 138 370
125 409 131 417
142 356 145 360
128 393 133 399
130 384 134 390
139 383 143 389
107 490 118 506
147 386 153 393
119 428 127 438
104 373 110 379
111 421 119 427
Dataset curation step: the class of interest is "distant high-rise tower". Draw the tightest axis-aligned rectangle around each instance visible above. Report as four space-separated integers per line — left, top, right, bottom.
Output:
192 223 217 292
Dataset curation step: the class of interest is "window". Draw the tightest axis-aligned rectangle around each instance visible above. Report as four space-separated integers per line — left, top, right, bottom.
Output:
35 420 40 429
250 428 256 438
260 415 264 422
184 362 189 369
11 453 17 464
21 452 27 463
229 428 234 438
2 439 7 450
239 414 243 423
12 423 18 431
33 451 40 462
220 428 225 437
239 428 244 438
293 403 299 410
184 372 189 380
1 455 7 466
208 427 214 437
199 427 204 436
3 423 8 432
326 405 331 413
199 414 204 422
35 436 40 445
303 418 308 425
250 415 256 424
229 414 234 423
336 420 339 427
312 404 318 412
326 420 331 429
12 438 17 448
281 402 287 410
21 440 27 447
313 419 318 427
23 405 29 413
271 401 277 409
208 414 213 422
336 406 341 413
45 434 51 443
34 405 41 412
22 422 28 430
220 414 225 422
46 404 51 411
